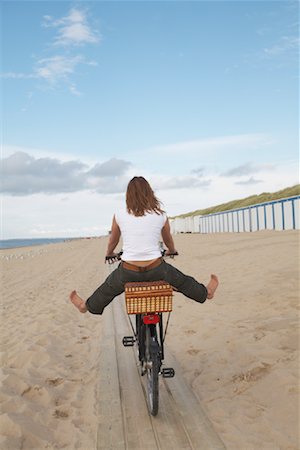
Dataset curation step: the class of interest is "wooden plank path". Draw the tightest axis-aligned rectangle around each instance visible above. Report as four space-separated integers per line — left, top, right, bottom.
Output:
96 291 226 450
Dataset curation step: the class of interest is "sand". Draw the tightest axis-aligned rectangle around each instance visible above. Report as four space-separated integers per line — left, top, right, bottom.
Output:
0 231 299 449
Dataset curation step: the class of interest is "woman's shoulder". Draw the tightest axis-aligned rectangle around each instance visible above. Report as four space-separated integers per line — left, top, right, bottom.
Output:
148 210 167 223
160 211 168 223
116 209 167 221
114 208 127 223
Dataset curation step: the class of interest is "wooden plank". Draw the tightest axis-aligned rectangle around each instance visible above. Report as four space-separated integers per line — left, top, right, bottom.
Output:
96 305 125 450
112 300 159 450
162 348 226 450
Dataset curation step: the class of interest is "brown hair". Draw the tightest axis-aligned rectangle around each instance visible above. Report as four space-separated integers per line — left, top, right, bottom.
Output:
126 176 164 216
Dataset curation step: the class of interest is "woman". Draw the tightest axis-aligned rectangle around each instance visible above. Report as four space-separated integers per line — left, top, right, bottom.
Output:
70 176 218 314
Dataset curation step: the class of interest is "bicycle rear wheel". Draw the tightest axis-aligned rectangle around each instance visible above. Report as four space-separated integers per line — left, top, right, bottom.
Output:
135 315 146 376
145 325 159 416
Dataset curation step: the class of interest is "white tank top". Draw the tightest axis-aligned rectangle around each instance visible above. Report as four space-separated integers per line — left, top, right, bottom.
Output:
115 209 167 261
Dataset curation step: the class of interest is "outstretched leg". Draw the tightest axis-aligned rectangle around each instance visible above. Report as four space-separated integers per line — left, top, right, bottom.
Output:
159 261 219 303
70 265 126 315
70 290 88 313
206 274 219 299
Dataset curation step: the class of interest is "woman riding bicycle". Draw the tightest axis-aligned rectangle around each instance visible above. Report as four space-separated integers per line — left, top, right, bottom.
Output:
70 176 218 314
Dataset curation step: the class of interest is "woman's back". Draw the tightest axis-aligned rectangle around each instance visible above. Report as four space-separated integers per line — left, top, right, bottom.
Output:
115 209 167 261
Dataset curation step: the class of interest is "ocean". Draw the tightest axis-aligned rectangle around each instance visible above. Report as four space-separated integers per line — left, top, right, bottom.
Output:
0 238 73 250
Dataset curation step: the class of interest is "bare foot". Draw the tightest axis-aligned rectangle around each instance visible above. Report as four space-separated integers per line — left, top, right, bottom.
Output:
70 290 88 313
206 274 219 299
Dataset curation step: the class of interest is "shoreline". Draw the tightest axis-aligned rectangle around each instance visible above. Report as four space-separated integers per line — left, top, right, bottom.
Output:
0 236 103 251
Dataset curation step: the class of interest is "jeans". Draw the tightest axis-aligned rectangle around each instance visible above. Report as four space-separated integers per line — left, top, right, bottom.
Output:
86 260 208 315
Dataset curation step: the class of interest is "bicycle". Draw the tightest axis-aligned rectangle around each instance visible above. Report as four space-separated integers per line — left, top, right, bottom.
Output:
106 250 178 416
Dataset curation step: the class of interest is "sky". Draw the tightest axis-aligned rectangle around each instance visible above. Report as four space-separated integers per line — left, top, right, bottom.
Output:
1 0 299 239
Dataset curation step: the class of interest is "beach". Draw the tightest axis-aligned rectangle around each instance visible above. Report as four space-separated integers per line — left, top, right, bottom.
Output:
1 231 299 449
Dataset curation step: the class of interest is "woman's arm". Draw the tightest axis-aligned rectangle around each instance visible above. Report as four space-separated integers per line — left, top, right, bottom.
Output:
106 215 121 256
161 218 177 254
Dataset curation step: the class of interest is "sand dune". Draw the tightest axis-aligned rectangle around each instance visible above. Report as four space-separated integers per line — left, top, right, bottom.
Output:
1 231 299 449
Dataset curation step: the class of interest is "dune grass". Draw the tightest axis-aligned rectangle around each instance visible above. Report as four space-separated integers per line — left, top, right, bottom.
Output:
172 184 300 218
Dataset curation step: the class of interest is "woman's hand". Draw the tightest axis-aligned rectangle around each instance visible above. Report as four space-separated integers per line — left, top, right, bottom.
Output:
105 252 120 264
105 251 123 264
164 249 178 257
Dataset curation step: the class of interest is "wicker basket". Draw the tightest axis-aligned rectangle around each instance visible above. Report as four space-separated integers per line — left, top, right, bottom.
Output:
124 280 173 314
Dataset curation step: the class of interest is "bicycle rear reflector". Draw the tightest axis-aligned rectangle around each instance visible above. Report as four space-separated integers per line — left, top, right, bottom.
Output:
124 280 173 314
143 314 160 325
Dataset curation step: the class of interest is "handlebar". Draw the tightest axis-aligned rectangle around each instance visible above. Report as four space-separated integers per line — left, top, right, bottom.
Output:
105 251 123 264
161 250 179 258
105 249 178 264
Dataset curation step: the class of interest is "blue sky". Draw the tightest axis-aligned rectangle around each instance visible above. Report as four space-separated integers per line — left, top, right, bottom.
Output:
1 0 299 238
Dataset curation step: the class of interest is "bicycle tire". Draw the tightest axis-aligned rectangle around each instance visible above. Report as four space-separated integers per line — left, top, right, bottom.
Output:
135 315 145 374
145 325 159 416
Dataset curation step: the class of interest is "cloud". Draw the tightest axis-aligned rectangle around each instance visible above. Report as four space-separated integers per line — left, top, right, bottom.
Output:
2 152 87 195
1 151 214 196
256 27 271 37
1 152 132 196
2 8 100 95
2 54 95 90
89 176 131 194
221 162 275 177
147 134 273 155
263 36 299 57
88 158 132 177
1 72 36 79
2 55 96 92
34 55 86 84
43 8 100 47
69 84 82 96
235 177 263 186
87 158 133 194
3 154 298 239
191 167 205 176
152 176 211 191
